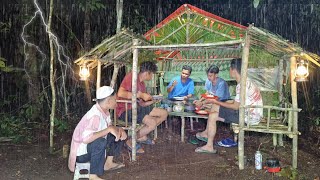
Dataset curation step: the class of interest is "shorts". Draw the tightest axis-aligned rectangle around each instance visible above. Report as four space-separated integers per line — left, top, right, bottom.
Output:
219 106 239 124
119 105 152 124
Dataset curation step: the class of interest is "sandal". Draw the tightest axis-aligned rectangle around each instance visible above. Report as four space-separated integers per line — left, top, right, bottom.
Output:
196 133 208 142
105 163 125 171
195 147 217 154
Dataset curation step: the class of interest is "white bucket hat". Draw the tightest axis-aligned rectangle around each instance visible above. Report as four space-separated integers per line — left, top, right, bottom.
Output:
96 86 114 100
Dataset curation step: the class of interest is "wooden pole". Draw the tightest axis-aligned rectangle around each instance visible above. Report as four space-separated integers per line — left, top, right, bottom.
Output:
96 60 101 89
186 6 190 44
131 39 139 161
290 56 298 169
135 40 243 49
238 31 250 170
278 59 284 146
48 0 55 154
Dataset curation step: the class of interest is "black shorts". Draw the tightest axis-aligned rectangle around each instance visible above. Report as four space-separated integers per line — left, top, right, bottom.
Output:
119 105 152 123
218 106 239 124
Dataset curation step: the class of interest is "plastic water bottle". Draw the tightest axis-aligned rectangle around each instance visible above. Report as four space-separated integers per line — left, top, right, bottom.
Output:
255 151 262 170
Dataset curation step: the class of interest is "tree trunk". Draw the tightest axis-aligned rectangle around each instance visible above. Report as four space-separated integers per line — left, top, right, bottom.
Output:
110 0 124 88
48 0 56 154
84 8 92 104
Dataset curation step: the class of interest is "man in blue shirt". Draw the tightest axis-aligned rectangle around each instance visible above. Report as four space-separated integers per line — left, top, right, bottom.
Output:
204 65 230 101
167 65 194 100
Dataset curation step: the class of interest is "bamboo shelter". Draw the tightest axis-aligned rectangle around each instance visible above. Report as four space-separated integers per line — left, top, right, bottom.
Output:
74 4 320 169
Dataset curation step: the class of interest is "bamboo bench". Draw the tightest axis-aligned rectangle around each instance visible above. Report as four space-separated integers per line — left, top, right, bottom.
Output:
231 105 301 167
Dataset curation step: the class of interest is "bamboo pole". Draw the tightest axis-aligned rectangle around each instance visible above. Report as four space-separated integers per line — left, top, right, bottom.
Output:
278 59 284 146
131 39 139 161
238 30 250 170
96 60 101 89
290 56 298 169
135 40 243 49
302 53 320 67
205 49 209 68
244 105 301 112
186 7 190 44
273 134 277 146
156 25 186 44
189 22 236 39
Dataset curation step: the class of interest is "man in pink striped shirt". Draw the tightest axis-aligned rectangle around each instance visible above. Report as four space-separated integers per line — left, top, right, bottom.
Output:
68 86 127 180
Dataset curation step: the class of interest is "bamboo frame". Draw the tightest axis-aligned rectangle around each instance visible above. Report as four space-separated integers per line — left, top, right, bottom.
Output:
131 39 139 160
135 40 243 50
290 56 298 169
238 29 250 170
96 60 101 89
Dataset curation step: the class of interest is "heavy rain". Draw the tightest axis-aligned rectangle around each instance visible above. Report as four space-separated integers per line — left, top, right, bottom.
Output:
0 0 319 179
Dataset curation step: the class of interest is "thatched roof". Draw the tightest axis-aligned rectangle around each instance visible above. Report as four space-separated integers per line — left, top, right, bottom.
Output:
74 4 320 68
248 26 320 67
74 29 150 69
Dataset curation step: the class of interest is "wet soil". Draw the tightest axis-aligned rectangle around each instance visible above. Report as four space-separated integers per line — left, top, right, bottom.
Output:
0 120 319 180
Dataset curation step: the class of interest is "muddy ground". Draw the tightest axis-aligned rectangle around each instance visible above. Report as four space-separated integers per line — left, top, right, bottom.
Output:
1 120 320 180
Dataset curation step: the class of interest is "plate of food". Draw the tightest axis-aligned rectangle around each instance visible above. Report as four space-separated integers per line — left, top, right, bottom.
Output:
201 93 218 100
194 109 209 115
172 97 185 101
152 95 164 100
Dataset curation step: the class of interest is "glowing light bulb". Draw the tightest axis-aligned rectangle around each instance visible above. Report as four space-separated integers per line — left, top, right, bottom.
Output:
296 65 308 76
79 65 90 80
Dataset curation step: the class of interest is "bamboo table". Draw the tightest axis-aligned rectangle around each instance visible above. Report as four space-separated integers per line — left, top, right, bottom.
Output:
168 111 208 142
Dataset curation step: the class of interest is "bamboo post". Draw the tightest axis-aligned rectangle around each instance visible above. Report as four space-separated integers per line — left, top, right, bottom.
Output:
96 60 101 89
181 117 185 142
273 134 277 147
186 6 190 44
205 49 209 69
135 40 243 49
278 134 284 146
131 39 139 161
238 31 250 170
290 56 298 169
278 59 284 146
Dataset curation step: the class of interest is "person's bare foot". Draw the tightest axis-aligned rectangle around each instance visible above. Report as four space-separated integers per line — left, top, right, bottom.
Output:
137 136 148 142
104 162 125 171
89 174 105 180
126 140 145 153
196 131 208 138
137 136 155 145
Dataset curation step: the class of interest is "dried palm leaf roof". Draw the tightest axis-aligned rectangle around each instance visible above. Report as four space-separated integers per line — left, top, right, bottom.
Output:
74 29 150 68
248 26 320 67
74 4 320 68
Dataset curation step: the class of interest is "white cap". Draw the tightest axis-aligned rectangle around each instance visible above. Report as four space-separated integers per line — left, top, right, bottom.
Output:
96 86 114 100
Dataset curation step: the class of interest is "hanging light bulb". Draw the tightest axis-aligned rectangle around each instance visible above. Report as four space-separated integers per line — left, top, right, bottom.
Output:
294 59 309 82
79 64 90 81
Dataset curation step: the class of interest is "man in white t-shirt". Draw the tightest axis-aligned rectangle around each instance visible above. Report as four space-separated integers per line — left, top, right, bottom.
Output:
194 58 263 154
68 86 127 180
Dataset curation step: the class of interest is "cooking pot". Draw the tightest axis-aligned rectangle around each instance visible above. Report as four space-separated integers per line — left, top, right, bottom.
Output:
184 101 195 112
184 104 195 112
173 102 184 112
265 158 281 173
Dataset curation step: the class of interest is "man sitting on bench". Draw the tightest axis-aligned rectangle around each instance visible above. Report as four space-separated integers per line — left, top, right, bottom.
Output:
167 65 194 100
117 61 168 154
194 58 263 154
